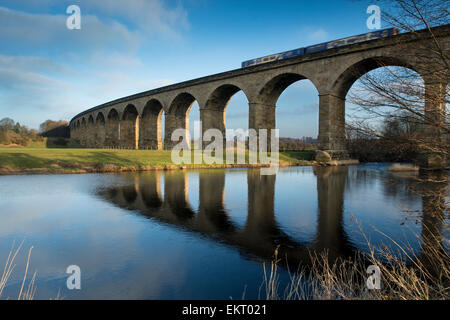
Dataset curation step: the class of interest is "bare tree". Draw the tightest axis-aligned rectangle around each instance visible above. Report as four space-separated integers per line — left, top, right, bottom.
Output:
346 1 449 291
347 0 449 167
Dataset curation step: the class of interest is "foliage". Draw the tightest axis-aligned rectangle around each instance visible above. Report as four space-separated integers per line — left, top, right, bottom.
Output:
279 137 317 151
347 115 422 162
39 120 68 134
0 118 43 147
347 0 449 164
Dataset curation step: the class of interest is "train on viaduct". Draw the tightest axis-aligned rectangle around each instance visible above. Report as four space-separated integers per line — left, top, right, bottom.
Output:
70 25 449 166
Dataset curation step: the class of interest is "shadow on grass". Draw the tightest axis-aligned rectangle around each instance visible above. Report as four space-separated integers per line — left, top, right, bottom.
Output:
0 152 50 168
0 151 146 169
0 148 314 172
80 151 147 166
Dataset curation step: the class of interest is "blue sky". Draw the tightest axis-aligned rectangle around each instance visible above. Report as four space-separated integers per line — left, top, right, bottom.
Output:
0 0 381 138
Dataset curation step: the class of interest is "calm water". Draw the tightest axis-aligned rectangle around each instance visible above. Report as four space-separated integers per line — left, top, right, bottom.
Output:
0 164 447 299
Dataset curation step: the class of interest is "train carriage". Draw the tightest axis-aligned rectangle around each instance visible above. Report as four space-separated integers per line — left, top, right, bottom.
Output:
241 28 398 68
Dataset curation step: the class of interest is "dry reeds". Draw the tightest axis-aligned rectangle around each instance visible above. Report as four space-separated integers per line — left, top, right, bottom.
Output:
262 222 449 300
0 241 37 300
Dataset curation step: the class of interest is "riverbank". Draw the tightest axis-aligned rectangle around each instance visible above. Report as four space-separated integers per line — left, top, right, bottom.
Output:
0 147 316 175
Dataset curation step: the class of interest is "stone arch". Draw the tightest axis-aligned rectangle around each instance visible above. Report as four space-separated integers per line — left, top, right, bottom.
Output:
168 92 197 115
256 73 318 106
203 84 250 149
80 118 87 146
73 120 80 141
69 121 75 139
251 73 320 148
165 92 198 150
120 104 139 149
205 84 251 111
140 99 164 150
317 56 423 158
330 56 419 98
95 112 106 148
87 115 95 148
106 108 120 148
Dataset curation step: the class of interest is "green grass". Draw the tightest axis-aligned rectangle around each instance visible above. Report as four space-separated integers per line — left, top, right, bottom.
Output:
0 147 316 174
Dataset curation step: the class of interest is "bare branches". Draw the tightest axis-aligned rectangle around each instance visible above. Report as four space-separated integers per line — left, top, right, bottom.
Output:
348 1 449 164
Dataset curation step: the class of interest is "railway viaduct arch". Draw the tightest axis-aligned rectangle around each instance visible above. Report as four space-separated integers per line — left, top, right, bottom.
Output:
70 25 449 165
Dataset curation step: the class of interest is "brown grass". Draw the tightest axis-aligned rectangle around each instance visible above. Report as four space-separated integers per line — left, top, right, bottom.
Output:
262 219 449 300
0 241 37 300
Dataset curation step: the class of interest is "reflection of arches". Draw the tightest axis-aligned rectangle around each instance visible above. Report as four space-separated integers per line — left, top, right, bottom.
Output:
313 166 352 259
163 171 194 220
140 99 163 150
140 173 163 209
106 109 120 148
122 185 138 205
95 112 106 148
198 170 234 232
418 171 447 276
96 169 322 270
165 93 198 149
245 170 277 235
120 105 139 149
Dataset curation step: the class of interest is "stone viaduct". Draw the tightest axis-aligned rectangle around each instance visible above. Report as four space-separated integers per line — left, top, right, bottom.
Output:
70 25 449 162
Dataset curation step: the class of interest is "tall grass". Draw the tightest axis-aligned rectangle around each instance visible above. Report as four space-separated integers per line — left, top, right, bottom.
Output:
0 242 37 300
262 221 449 300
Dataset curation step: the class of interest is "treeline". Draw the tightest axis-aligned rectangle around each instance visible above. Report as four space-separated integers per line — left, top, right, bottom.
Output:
0 118 44 146
347 116 421 162
279 137 317 151
39 120 70 138
0 118 69 147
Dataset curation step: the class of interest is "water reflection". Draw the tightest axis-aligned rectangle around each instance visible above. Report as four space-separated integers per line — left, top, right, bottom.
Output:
0 165 447 299
99 170 309 265
98 166 446 268
314 167 352 260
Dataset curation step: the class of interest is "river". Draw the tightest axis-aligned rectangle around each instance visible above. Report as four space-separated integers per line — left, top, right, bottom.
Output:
0 164 447 299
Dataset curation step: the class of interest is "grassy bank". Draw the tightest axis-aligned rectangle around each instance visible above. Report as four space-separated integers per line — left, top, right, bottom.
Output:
0 147 316 175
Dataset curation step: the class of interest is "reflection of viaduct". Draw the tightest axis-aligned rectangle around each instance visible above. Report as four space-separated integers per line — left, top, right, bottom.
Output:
70 25 449 162
99 167 355 266
99 168 447 267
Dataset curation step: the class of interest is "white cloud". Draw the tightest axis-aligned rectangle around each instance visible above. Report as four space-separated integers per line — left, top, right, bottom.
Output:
0 6 140 55
308 28 330 42
83 0 189 40
0 0 189 45
0 4 185 129
0 54 75 76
